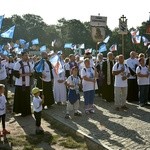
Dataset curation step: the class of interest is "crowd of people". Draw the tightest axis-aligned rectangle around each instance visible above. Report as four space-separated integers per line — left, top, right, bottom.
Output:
0 42 150 134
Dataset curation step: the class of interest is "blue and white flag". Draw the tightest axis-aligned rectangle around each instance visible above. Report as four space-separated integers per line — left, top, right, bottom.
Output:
24 42 29 49
109 44 117 52
1 25 15 39
0 15 4 29
19 39 26 45
64 43 73 49
40 45 47 52
13 43 19 48
35 59 45 73
142 36 149 46
15 48 23 54
103 36 110 43
78 43 85 49
130 30 141 44
99 44 107 53
31 38 39 45
71 44 76 50
50 54 64 75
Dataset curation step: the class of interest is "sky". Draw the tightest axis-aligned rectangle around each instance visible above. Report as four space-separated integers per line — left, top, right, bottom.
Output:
0 0 150 30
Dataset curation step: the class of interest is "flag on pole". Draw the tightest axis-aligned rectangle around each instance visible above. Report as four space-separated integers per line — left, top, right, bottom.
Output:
78 43 85 49
1 25 15 39
24 42 29 49
40 45 47 52
19 39 26 45
71 44 76 50
103 36 110 43
35 59 45 73
130 30 141 44
51 40 56 47
109 44 117 52
99 44 107 53
31 38 39 45
64 43 73 49
0 15 4 29
142 36 149 46
50 55 63 75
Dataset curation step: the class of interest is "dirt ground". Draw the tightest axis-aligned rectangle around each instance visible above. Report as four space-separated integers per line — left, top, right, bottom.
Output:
0 90 87 150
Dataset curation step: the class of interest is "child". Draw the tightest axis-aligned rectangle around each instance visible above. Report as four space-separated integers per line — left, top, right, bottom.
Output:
0 84 10 136
65 66 82 119
32 87 44 134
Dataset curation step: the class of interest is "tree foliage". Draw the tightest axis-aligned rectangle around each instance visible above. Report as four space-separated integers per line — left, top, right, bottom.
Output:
0 13 150 57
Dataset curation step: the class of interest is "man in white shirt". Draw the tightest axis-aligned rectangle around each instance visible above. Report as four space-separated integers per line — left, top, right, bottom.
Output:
126 51 139 102
34 52 54 109
13 52 33 116
112 55 130 111
0 54 9 100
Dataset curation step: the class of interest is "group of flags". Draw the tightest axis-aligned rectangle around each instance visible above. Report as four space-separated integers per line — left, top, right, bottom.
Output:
99 35 117 53
64 43 85 49
130 29 150 46
35 54 63 75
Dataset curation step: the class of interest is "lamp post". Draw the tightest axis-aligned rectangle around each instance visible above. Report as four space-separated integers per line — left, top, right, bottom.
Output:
118 15 128 56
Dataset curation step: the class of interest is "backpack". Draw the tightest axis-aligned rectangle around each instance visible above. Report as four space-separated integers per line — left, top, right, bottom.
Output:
83 67 94 72
116 63 127 69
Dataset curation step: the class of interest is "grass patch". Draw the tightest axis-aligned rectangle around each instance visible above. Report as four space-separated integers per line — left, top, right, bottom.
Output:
59 136 86 149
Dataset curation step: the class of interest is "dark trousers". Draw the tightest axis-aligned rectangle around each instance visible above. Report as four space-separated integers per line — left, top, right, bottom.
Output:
34 111 42 127
127 79 139 101
0 114 6 129
139 85 149 104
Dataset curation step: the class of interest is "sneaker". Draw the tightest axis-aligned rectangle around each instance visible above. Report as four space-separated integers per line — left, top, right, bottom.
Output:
3 129 10 135
44 106 48 110
74 111 82 116
85 110 90 114
65 114 71 119
57 102 62 105
89 109 95 114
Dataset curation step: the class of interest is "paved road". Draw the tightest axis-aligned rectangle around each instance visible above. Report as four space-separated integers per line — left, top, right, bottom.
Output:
43 94 150 150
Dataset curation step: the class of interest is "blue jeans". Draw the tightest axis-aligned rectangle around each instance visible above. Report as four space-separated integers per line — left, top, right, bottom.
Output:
139 85 149 104
83 90 95 109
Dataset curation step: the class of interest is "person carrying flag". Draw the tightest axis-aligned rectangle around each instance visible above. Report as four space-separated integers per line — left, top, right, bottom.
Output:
34 52 54 109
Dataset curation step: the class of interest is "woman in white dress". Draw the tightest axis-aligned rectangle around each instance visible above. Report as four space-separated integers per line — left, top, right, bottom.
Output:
53 70 67 105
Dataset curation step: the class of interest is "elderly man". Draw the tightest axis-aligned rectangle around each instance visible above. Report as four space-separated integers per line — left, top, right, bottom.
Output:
112 55 130 111
102 52 114 102
126 51 139 102
96 53 104 97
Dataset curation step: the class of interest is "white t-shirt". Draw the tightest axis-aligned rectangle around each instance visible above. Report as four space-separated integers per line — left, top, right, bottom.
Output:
0 94 7 115
0 60 8 80
126 58 139 79
136 65 149 85
66 75 81 90
81 67 95 91
13 60 32 86
64 63 70 71
113 63 130 87
33 96 42 112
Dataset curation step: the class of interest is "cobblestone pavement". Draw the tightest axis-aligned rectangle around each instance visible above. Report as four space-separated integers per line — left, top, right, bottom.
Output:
43 94 150 150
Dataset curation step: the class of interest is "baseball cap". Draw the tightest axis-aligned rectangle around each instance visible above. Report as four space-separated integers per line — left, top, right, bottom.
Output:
32 87 40 95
